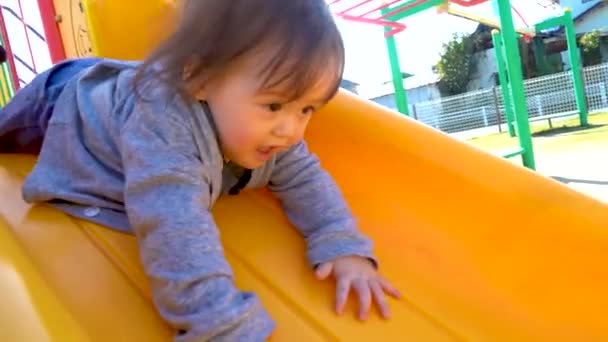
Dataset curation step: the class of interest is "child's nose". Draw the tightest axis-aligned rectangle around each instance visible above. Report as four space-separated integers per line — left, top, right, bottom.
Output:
272 115 304 142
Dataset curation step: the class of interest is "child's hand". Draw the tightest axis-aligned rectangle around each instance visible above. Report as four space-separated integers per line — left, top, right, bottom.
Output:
315 256 401 321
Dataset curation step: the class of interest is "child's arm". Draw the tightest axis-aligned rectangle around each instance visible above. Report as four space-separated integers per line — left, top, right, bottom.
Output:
119 96 274 341
268 140 376 269
269 141 401 319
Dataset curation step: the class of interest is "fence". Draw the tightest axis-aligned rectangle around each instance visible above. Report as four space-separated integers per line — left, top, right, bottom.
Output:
410 62 608 136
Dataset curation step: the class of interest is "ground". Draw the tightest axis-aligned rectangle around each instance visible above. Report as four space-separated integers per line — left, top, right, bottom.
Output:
466 112 608 203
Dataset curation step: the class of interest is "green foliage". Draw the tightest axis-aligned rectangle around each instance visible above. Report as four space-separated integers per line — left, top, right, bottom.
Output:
435 33 476 96
580 30 602 66
580 30 600 54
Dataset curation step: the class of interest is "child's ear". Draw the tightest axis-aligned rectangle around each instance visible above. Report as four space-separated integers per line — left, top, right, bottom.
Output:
195 87 207 100
183 61 208 99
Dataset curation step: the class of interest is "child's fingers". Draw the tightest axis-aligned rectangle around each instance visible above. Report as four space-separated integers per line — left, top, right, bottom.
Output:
352 278 371 320
315 262 333 280
379 276 402 299
335 277 351 315
370 280 390 319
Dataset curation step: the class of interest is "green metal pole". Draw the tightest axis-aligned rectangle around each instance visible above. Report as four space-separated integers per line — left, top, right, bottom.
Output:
534 15 565 32
0 34 14 99
381 8 409 116
0 75 7 107
495 0 535 170
563 8 588 126
2 63 14 98
386 0 446 22
491 30 516 137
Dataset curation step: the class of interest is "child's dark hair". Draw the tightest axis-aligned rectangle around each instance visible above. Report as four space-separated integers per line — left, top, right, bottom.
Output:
134 0 345 103
0 45 7 64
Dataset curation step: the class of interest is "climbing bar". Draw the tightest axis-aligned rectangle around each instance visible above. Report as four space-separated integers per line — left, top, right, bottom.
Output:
448 0 489 6
534 14 565 32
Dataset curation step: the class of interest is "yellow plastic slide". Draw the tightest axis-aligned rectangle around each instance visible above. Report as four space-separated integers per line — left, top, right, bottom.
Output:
2 1 608 341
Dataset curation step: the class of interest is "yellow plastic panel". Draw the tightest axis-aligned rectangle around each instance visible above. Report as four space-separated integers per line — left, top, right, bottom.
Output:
0 214 90 341
304 92 608 341
81 0 177 59
53 0 175 59
52 0 94 58
2 89 608 340
0 155 172 341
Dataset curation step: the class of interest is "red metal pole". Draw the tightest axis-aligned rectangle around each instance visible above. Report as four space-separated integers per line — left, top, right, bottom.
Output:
0 6 20 90
338 0 374 15
339 14 406 36
16 0 37 73
511 5 530 28
448 0 488 6
37 0 66 63
375 0 431 19
358 0 405 18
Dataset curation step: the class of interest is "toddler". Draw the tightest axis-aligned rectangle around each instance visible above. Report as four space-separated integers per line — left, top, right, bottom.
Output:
0 0 400 340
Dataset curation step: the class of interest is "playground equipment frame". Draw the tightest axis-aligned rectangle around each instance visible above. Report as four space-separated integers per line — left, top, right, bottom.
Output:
329 0 590 170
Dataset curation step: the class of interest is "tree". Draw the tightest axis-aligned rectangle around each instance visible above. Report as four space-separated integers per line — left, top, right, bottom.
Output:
580 30 602 66
435 33 476 96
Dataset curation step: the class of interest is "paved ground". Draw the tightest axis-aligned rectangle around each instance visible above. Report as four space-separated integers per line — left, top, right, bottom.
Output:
536 147 608 203
464 112 608 203
534 133 608 203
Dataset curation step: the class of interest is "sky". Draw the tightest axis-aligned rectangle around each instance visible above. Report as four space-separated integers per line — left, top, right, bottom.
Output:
333 0 561 95
7 0 560 88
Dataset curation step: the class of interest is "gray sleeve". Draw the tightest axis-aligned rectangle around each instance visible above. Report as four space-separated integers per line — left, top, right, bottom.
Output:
268 140 377 268
119 95 274 341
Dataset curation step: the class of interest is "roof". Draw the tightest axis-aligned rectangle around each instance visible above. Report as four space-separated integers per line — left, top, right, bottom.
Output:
543 1 607 35
340 79 359 88
573 1 606 21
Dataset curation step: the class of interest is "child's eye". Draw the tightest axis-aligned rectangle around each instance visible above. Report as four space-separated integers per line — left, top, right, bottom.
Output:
267 103 283 112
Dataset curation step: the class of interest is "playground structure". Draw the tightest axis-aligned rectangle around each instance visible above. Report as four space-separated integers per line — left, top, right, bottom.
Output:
0 5 18 106
328 0 590 170
1 0 608 341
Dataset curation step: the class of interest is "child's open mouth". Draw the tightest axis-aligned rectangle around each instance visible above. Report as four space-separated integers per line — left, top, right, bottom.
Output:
256 146 287 161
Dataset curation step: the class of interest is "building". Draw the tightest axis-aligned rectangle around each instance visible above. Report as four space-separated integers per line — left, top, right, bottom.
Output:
555 0 608 66
558 0 607 31
339 79 359 94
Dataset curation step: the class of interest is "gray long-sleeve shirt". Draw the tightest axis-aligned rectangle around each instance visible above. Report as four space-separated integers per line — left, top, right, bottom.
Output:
20 58 376 341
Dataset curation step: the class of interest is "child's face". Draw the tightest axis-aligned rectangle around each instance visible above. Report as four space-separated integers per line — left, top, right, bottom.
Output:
201 57 334 169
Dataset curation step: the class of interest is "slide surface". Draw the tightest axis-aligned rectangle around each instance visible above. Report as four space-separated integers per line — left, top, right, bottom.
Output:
2 1 608 340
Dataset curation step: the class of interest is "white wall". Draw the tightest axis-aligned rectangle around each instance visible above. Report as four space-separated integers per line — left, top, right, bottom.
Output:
560 3 608 69
371 83 441 111
467 50 498 91
408 84 442 104
574 5 608 34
